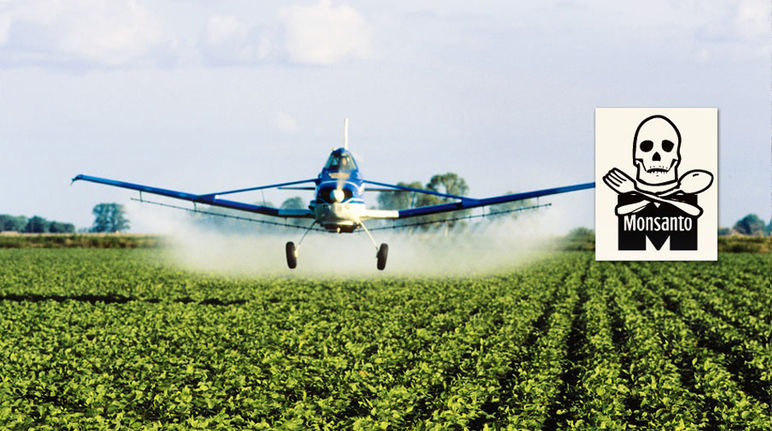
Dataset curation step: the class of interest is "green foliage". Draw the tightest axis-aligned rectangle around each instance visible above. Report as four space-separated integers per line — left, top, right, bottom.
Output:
0 250 769 429
486 194 536 221
280 197 309 227
560 227 595 251
23 215 49 233
733 214 766 236
0 234 161 248
91 203 130 233
376 173 470 231
0 214 27 232
280 197 306 210
427 172 468 197
1 214 76 233
48 221 76 233
718 236 771 253
376 181 424 210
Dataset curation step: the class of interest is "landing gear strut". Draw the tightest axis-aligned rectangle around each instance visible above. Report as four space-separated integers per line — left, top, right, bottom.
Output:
361 222 388 271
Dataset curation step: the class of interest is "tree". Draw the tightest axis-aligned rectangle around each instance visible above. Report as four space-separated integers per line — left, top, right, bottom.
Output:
2 214 77 233
281 197 308 226
90 203 130 233
427 173 468 198
487 194 536 220
0 214 27 232
423 173 470 230
562 227 595 251
280 197 306 210
49 221 75 233
733 214 765 236
376 173 470 231
566 226 594 238
24 216 49 233
377 181 424 210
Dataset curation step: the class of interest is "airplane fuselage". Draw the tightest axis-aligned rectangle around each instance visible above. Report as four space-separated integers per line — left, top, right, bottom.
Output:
310 148 368 232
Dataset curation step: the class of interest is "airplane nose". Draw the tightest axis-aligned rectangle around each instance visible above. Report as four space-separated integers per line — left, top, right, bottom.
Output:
331 189 345 202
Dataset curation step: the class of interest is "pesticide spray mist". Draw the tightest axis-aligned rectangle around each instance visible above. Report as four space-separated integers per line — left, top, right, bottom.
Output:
128 202 569 277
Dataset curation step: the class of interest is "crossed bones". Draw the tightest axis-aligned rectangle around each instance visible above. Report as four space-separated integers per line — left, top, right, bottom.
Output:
603 168 711 217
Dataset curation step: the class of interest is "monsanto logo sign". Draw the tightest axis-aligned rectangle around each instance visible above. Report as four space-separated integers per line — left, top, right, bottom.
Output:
595 108 717 261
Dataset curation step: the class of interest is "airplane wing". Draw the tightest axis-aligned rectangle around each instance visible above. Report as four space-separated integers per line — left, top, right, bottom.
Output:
72 174 316 218
361 180 594 220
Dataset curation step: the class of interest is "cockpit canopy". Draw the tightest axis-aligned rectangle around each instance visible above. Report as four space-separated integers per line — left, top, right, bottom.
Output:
324 151 358 171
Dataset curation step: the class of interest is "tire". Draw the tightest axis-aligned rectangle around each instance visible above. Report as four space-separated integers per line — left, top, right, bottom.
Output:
285 241 297 269
376 243 388 271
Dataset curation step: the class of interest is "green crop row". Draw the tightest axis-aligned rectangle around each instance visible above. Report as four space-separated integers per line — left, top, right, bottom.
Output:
0 249 769 430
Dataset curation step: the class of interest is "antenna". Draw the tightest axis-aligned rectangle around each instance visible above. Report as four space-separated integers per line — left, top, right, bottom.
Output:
343 118 349 150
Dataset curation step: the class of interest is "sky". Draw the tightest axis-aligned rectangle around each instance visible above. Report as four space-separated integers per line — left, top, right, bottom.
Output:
1 0 769 233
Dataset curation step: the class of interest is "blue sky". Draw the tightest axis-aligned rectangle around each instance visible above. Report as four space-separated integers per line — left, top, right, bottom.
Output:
1 0 769 232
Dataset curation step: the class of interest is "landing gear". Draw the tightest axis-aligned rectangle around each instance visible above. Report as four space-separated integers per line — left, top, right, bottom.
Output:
285 221 389 271
360 221 389 271
285 242 297 269
376 243 388 271
285 221 316 269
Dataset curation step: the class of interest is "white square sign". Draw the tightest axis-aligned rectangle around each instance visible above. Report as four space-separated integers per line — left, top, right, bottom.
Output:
595 108 717 261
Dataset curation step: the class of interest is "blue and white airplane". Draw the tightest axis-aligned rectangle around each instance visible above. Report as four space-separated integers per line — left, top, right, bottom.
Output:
73 119 594 270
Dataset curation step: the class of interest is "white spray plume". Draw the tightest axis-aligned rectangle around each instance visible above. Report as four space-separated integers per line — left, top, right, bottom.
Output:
128 200 568 277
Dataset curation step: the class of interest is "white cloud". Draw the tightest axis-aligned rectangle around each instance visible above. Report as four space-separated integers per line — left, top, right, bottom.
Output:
0 0 169 67
199 15 272 65
205 16 248 46
199 1 374 67
280 0 372 65
0 13 10 45
0 0 376 69
735 0 769 39
585 0 769 61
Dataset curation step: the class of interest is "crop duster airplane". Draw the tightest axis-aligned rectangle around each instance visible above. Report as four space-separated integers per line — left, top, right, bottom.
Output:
73 120 594 270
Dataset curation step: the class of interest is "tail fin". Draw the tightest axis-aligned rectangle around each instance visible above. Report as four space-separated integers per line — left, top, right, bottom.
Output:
343 118 349 150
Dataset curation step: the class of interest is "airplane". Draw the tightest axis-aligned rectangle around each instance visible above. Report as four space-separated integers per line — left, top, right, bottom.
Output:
72 119 594 270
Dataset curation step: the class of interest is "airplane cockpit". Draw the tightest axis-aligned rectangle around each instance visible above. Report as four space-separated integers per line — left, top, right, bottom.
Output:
324 151 358 171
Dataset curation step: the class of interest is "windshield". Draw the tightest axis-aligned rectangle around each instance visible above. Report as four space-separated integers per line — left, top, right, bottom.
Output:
324 153 357 170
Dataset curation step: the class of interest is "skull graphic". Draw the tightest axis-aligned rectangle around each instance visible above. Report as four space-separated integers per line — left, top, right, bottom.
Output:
633 115 681 188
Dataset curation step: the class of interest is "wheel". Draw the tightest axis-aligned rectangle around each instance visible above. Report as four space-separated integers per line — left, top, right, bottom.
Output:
285 241 297 269
376 243 388 270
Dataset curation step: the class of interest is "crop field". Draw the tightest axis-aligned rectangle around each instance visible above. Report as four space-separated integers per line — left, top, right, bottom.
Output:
0 249 769 429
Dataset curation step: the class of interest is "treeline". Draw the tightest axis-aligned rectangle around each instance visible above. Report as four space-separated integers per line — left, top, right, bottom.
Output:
719 214 772 236
374 172 541 231
376 173 470 230
0 234 160 249
0 214 75 234
188 196 311 233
